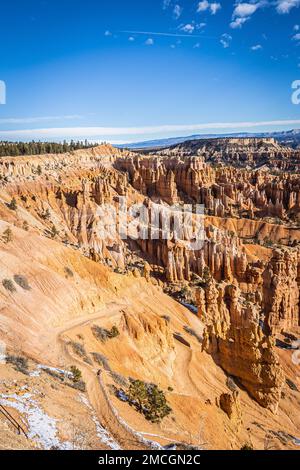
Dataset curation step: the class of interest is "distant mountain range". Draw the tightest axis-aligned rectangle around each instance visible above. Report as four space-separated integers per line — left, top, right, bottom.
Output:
119 129 300 150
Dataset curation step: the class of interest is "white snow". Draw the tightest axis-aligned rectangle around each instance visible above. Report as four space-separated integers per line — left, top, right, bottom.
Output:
78 394 121 450
0 392 72 449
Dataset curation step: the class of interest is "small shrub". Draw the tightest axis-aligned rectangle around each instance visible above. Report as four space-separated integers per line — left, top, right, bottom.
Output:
183 326 202 343
286 378 299 392
50 224 59 238
22 221 29 231
70 365 82 383
70 341 92 364
8 198 17 211
64 267 74 278
41 208 51 220
92 325 120 343
70 380 86 392
110 372 129 388
161 315 171 323
2 227 13 244
2 279 16 293
6 355 29 374
240 443 254 451
92 352 111 371
13 274 31 291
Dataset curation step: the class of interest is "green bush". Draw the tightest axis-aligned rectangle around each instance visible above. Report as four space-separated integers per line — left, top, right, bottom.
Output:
8 198 17 211
13 274 31 291
2 227 13 243
6 355 29 374
2 279 16 293
124 379 172 423
70 365 82 383
92 325 120 343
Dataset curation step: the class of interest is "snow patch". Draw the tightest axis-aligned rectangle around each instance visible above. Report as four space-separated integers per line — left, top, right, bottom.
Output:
0 392 72 450
78 394 121 450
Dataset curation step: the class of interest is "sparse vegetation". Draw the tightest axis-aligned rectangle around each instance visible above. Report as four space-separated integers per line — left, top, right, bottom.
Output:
240 443 254 451
50 224 59 239
0 140 96 157
116 379 172 424
13 274 31 291
161 315 171 323
69 342 92 365
22 221 29 231
41 208 51 220
6 355 29 374
286 378 299 392
2 227 13 243
92 352 111 371
64 267 74 278
8 197 17 211
91 325 120 343
183 325 202 343
69 366 86 391
2 279 16 293
70 365 82 383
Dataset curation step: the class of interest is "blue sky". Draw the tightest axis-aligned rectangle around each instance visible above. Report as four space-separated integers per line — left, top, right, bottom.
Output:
0 0 300 143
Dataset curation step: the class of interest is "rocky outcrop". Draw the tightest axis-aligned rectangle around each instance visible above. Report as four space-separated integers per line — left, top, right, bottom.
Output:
202 281 285 412
218 391 243 429
263 248 300 333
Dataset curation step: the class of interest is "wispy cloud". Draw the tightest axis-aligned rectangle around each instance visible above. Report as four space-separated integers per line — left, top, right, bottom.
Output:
251 44 262 50
173 4 183 19
220 33 232 48
180 24 195 34
230 1 266 29
120 30 210 39
276 0 300 14
145 38 154 45
0 115 84 125
2 120 300 140
197 1 221 15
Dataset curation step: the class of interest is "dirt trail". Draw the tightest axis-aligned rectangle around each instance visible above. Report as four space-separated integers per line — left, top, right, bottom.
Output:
57 303 153 450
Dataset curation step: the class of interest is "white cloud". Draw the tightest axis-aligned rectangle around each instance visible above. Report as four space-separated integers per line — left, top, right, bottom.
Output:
104 30 112 36
145 38 154 45
197 1 221 14
251 44 262 50
198 22 207 28
233 3 259 17
0 115 84 124
210 2 222 14
194 42 201 48
276 0 300 14
220 33 232 48
163 0 172 9
173 4 183 19
180 24 195 33
293 33 300 40
3 120 300 140
128 36 135 42
294 24 300 30
230 17 249 28
230 2 266 29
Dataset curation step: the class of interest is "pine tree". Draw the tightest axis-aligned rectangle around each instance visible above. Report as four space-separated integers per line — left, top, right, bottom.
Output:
2 227 13 243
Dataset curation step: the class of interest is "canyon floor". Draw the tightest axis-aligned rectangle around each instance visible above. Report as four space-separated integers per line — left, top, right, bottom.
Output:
0 138 299 450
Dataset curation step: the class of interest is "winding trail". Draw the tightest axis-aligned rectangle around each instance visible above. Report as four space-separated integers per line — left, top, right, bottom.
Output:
57 302 155 450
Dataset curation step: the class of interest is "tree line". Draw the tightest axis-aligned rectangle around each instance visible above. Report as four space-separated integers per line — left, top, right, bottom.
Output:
0 140 97 157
